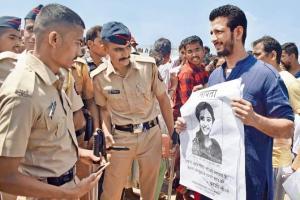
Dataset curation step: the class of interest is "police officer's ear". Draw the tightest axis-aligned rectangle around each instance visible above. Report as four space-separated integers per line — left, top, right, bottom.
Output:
270 50 278 62
48 31 62 48
99 40 105 48
291 53 297 61
233 26 244 43
102 41 109 53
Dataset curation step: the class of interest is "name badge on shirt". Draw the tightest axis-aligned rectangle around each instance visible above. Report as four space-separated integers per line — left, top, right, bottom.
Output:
108 89 120 94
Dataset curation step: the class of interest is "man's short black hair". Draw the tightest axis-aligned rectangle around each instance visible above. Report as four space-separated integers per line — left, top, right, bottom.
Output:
179 38 187 51
282 42 298 59
153 37 171 57
209 4 247 45
252 36 282 64
86 25 102 42
204 46 210 53
150 38 171 66
183 35 203 49
33 3 85 37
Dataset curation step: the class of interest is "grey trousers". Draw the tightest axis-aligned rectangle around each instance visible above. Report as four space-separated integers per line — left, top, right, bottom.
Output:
273 167 290 200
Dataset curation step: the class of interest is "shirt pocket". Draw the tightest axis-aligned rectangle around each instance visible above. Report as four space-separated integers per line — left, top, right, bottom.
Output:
133 82 155 115
45 110 66 137
31 105 66 143
105 89 127 111
135 82 152 107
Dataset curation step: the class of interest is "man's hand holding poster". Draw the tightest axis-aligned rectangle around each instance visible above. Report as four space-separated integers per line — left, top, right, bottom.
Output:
179 79 246 200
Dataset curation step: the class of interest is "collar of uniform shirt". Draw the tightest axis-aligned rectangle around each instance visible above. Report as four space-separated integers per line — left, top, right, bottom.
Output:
105 57 138 77
25 51 59 86
53 70 65 91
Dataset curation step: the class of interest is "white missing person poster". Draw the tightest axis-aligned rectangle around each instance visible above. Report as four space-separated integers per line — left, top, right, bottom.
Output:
179 79 246 200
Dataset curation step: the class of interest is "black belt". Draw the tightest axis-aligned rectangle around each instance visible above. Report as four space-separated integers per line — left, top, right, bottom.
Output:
114 117 159 133
47 166 75 186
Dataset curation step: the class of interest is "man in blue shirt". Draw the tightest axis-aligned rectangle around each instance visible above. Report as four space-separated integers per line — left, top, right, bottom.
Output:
176 4 294 200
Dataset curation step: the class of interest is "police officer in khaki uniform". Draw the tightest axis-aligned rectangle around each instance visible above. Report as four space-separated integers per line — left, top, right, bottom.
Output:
62 56 100 147
0 51 18 88
23 5 87 146
71 57 99 138
0 52 18 200
0 16 21 53
23 5 43 51
0 4 102 199
71 57 94 100
0 16 21 87
85 25 106 73
66 57 101 200
60 67 86 139
92 21 174 200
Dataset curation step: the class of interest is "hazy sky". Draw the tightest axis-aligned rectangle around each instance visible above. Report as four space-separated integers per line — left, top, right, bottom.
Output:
1 0 299 53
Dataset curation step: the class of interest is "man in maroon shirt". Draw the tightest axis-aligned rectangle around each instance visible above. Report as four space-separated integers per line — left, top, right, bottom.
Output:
173 35 209 120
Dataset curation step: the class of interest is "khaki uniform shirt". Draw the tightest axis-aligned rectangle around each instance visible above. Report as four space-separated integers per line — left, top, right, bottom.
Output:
71 58 94 99
92 55 166 125
0 52 78 178
71 57 94 100
280 71 300 114
0 51 18 87
60 68 84 112
272 71 300 167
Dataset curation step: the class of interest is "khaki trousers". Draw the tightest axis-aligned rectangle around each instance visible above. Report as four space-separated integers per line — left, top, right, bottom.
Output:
101 125 162 200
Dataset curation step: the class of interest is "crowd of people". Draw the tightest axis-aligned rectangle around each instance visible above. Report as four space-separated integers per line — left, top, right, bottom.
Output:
0 2 299 200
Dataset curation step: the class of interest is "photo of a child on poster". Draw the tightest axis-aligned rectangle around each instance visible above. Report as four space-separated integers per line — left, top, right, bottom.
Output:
192 101 222 164
179 79 246 200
